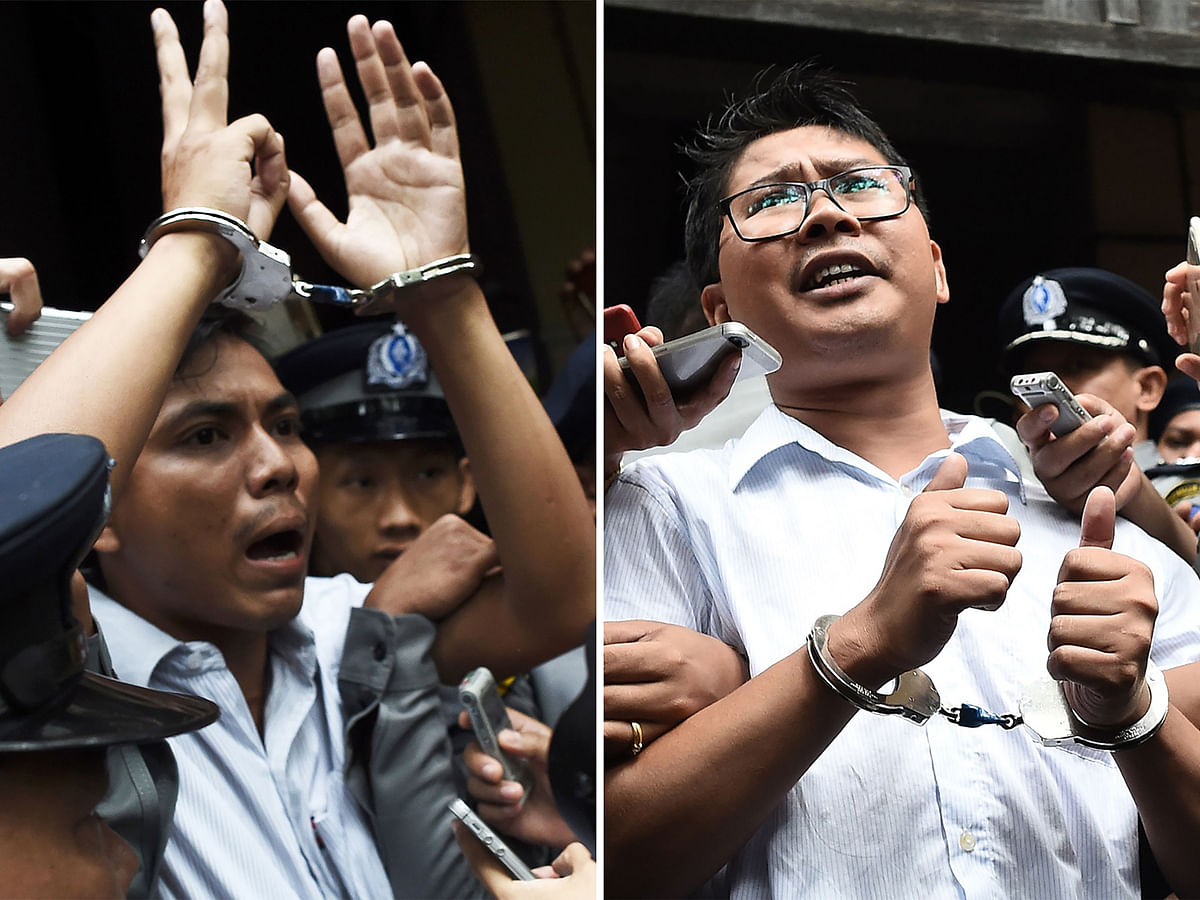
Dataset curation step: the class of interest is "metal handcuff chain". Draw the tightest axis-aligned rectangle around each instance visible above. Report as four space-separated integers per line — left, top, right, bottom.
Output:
139 207 481 312
807 613 1169 750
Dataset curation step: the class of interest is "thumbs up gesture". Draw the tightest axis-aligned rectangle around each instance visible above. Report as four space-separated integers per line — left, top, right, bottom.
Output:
831 453 1022 688
1050 486 1157 728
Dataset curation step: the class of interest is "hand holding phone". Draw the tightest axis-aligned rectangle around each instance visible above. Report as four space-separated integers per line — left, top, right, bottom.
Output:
449 798 537 881
603 303 642 351
617 322 782 398
459 668 535 801
1010 372 1093 436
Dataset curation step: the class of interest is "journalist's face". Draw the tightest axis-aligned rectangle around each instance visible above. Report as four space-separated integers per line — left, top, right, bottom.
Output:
96 336 319 641
702 125 949 398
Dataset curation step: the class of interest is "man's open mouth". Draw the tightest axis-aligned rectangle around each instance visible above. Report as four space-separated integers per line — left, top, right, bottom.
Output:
245 529 304 562
804 263 868 291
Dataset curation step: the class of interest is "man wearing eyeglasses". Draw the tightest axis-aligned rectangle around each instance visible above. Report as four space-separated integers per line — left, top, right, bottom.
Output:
604 62 1200 899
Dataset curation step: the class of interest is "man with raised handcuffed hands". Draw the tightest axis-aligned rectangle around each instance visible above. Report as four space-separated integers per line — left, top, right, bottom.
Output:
0 3 592 897
604 62 1200 898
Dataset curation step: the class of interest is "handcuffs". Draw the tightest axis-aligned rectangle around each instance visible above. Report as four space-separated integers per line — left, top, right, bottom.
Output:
138 207 481 315
807 614 1169 751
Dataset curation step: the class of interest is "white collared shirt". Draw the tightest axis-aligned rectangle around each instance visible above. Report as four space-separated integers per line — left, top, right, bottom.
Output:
605 405 1200 899
91 575 393 900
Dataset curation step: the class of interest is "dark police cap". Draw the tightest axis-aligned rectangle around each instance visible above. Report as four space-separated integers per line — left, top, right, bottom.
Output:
998 267 1176 368
0 434 217 751
274 321 456 444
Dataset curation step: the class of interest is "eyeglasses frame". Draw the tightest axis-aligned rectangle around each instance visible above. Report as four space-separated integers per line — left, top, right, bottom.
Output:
718 165 915 243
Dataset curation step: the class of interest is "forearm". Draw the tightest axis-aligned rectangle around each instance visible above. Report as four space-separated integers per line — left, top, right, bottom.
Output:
0 233 228 495
605 647 855 898
403 282 594 664
1115 706 1200 896
1121 471 1197 563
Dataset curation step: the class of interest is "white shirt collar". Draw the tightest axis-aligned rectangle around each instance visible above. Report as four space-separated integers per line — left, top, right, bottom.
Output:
729 404 1027 501
88 584 317 687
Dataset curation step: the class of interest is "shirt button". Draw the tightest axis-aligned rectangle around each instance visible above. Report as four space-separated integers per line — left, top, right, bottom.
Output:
959 830 977 852
372 641 387 661
186 651 206 670
900 484 913 498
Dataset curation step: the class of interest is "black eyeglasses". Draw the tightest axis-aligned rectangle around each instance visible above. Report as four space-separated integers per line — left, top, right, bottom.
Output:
719 165 914 242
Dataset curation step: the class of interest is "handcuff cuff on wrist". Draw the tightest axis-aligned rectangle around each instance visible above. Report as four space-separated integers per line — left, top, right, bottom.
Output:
139 207 481 314
806 614 1169 751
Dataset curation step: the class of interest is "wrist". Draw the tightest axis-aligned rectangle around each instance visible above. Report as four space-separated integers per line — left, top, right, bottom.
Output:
1063 664 1168 751
825 611 893 690
1066 680 1151 732
353 254 482 317
145 232 239 298
806 614 941 724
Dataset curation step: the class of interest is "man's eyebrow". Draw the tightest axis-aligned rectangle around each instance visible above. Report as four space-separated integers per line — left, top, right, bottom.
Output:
158 392 298 430
743 157 885 191
159 400 240 432
265 392 300 416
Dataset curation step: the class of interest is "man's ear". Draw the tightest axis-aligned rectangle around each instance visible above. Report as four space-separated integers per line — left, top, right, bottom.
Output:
930 240 950 305
1134 365 1168 412
701 283 730 325
456 457 476 516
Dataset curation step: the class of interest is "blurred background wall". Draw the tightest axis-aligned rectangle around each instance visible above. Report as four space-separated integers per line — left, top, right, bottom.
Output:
0 0 594 383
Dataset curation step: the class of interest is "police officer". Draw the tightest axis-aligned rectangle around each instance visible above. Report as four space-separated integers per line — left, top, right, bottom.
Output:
998 266 1179 471
0 433 217 898
275 321 478 585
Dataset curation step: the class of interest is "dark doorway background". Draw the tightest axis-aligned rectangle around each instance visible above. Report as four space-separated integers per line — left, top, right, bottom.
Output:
606 5 1200 415
0 1 595 383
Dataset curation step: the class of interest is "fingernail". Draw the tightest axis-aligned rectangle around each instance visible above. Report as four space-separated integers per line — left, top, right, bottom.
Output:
1037 406 1056 424
624 334 644 352
499 783 524 801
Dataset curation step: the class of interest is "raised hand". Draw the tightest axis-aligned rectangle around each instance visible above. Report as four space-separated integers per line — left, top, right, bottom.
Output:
153 0 288 239
831 453 1023 687
288 16 468 290
1163 261 1200 381
1014 392 1140 514
602 620 748 762
603 326 740 476
1051 486 1157 728
0 258 42 337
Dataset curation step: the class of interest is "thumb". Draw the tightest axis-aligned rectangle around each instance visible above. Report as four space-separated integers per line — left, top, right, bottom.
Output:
924 451 968 493
1079 485 1116 550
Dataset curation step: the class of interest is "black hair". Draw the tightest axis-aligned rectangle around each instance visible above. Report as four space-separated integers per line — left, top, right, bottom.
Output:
175 306 270 379
682 61 928 289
